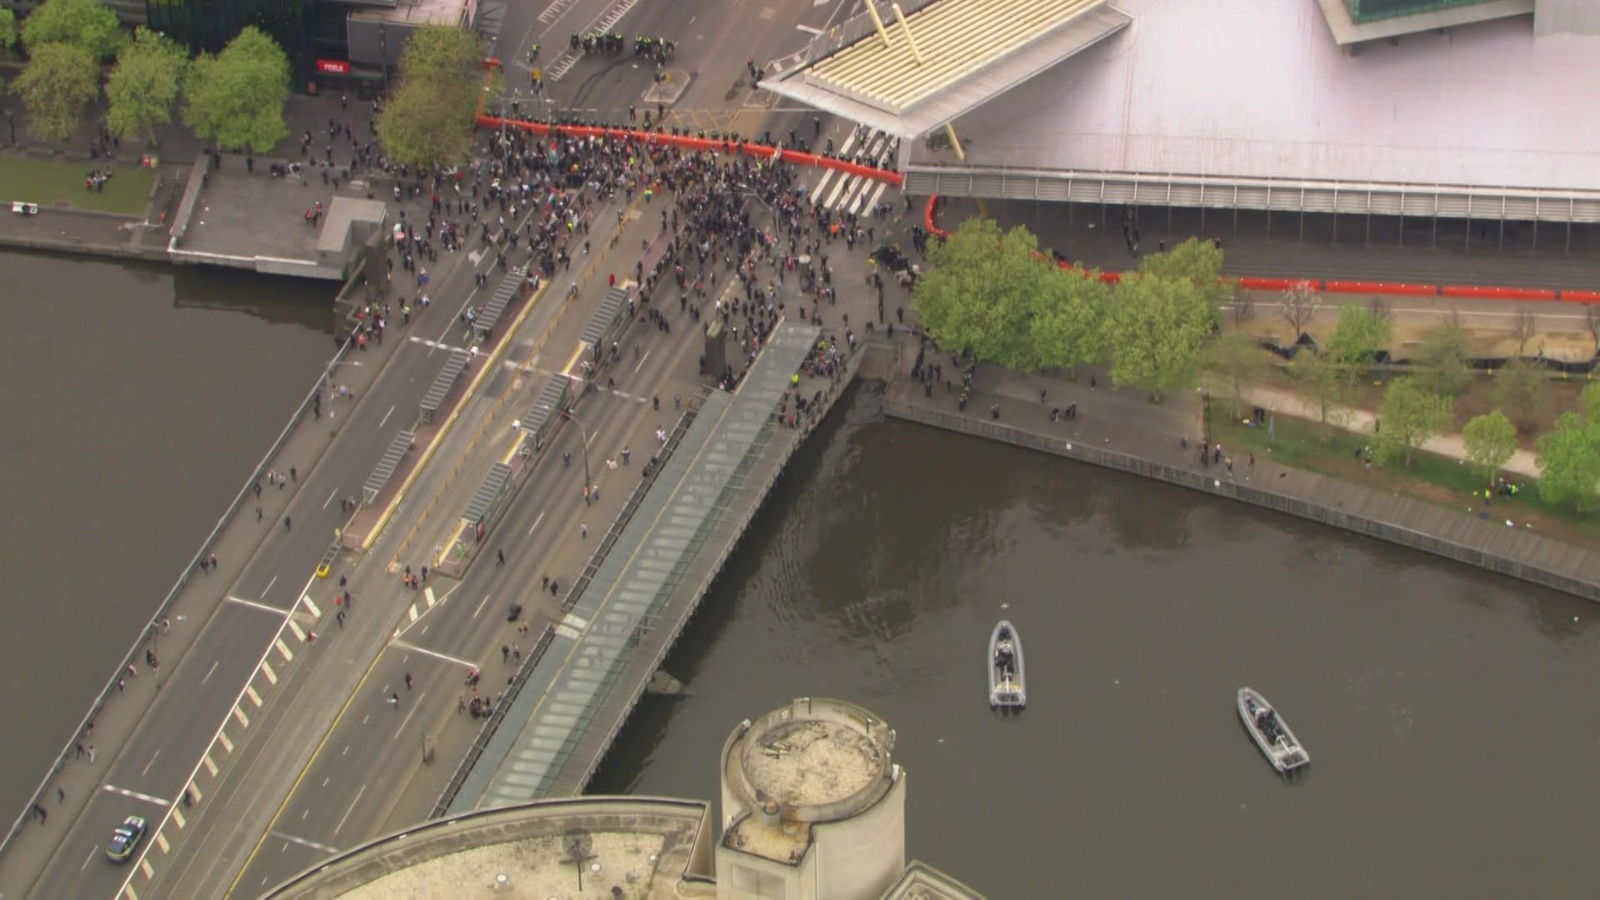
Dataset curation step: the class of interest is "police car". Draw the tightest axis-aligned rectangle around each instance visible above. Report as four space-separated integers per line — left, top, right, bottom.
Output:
105 815 147 863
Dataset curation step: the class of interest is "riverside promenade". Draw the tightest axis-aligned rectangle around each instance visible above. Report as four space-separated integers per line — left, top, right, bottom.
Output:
876 351 1600 602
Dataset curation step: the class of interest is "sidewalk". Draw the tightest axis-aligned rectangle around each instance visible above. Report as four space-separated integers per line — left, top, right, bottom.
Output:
1235 383 1541 479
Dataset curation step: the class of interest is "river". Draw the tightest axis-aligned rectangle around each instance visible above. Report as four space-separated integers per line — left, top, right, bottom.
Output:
0 250 335 822
590 384 1600 898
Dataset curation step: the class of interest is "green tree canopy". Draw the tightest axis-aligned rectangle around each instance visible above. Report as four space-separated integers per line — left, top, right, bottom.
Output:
1491 357 1547 433
182 26 289 152
1203 330 1269 418
1373 377 1452 468
106 27 187 145
1326 304 1393 373
1410 321 1473 397
1462 410 1517 486
1028 267 1109 376
1535 398 1600 513
1106 272 1217 400
0 9 18 56
11 41 99 143
913 217 1058 370
1288 348 1346 427
1136 236 1233 310
22 0 122 61
376 25 485 169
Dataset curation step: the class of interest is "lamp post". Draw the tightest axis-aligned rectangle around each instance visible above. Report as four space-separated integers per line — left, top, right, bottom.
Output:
562 409 594 504
5 111 14 146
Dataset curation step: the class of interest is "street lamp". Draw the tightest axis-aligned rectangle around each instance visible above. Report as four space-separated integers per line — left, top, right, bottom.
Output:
562 408 594 505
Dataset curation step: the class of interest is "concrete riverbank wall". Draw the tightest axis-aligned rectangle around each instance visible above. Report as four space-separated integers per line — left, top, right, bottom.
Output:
879 378 1600 603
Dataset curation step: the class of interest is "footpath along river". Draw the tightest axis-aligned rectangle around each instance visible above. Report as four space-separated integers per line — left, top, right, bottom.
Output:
591 385 1600 898
0 249 334 822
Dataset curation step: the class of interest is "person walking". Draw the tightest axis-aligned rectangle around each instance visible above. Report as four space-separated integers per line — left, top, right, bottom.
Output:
580 522 589 539
284 515 292 531
497 548 505 566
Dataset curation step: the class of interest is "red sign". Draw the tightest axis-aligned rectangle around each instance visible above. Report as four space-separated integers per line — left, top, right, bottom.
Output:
316 59 351 76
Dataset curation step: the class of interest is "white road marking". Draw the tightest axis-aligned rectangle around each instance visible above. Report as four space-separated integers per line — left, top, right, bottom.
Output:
378 404 395 429
141 749 161 777
425 586 437 608
140 857 155 879
203 755 218 776
169 808 185 830
287 621 306 642
275 638 294 661
528 510 546 535
246 684 263 707
390 639 478 669
261 661 278 685
301 595 321 618
218 730 233 753
322 488 338 510
334 784 366 836
394 690 426 740
155 831 171 854
103 784 170 807
80 846 97 871
472 592 491 618
271 831 341 855
261 575 278 599
232 705 250 728
226 596 288 617
796 23 822 34
200 660 220 686
633 349 650 374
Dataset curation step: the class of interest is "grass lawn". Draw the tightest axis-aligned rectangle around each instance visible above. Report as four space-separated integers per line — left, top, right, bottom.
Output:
0 155 155 216
1207 405 1600 546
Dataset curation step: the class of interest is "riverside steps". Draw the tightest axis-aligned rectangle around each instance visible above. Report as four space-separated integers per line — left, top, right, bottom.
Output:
437 321 860 812
876 347 1600 602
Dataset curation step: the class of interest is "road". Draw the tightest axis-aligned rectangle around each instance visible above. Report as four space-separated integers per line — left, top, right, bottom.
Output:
26 2 884 895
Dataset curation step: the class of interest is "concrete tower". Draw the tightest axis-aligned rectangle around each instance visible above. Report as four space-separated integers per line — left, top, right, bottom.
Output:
716 698 907 900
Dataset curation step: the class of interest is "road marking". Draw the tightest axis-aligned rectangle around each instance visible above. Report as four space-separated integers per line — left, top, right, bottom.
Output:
390 639 478 669
169 808 184 830
80 845 97 871
555 621 582 640
226 595 288 617
200 660 220 686
203 755 218 776
301 595 321 618
378 403 395 429
322 487 338 510
407 604 419 624
218 731 234 754
472 592 492 618
561 341 587 376
409 335 471 353
155 831 171 854
425 586 437 609
287 621 306 643
233 705 250 728
394 690 426 740
333 784 366 836
140 857 155 879
104 784 170 807
261 661 278 685
261 575 278 598
796 23 822 34
246 684 263 707
141 748 161 777
528 510 546 535
563 612 590 631
275 638 294 661
633 348 650 374
537 0 580 24
271 831 341 855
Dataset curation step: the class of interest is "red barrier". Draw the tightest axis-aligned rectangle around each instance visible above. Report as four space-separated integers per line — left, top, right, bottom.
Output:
1236 277 1307 292
1440 285 1558 301
1324 280 1436 296
1561 289 1600 303
475 116 905 185
925 195 946 238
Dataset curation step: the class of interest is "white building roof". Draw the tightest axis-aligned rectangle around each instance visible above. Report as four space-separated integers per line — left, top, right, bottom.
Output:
921 0 1600 204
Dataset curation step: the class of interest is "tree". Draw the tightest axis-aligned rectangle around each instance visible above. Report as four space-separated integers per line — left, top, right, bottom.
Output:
1203 330 1269 418
1372 377 1452 468
1536 410 1600 513
1513 308 1537 356
1231 290 1255 326
0 9 18 57
11 41 98 143
182 27 289 152
1105 272 1217 401
1326 304 1393 375
21 0 122 62
1463 410 1517 486
376 25 485 169
1584 303 1600 354
106 28 188 146
1029 268 1109 377
1491 358 1548 434
1136 236 1233 310
1280 280 1321 340
1410 321 1473 397
1288 350 1346 427
913 217 1056 370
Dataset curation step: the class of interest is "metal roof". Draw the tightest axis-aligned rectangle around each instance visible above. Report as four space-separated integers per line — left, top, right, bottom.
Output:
763 0 1131 139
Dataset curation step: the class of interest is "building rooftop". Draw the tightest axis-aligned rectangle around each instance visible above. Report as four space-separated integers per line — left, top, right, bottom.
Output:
348 0 470 28
1314 0 1534 45
932 0 1600 194
263 797 714 898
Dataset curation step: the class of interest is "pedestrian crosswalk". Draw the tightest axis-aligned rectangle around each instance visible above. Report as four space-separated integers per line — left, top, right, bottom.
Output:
808 127 900 215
